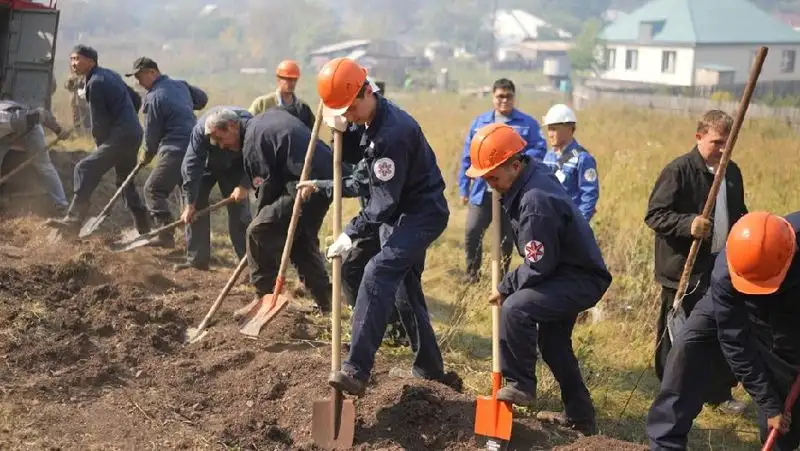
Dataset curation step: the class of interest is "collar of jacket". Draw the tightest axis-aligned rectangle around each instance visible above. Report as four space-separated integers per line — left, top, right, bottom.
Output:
485 108 525 123
86 65 99 82
688 146 715 173
238 116 251 145
364 93 387 140
501 157 536 208
148 74 167 92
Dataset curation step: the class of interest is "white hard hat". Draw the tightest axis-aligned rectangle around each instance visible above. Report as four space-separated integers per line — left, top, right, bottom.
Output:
543 103 577 126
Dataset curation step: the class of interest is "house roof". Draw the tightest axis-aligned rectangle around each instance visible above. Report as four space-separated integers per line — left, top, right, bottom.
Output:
600 0 800 44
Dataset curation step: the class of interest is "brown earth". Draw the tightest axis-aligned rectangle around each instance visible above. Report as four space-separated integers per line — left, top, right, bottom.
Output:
0 150 647 450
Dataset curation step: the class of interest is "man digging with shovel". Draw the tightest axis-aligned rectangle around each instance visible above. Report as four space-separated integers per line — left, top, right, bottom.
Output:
464 122 611 436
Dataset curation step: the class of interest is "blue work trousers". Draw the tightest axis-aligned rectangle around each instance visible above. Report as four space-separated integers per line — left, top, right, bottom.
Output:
185 171 250 267
500 271 606 424
343 213 447 382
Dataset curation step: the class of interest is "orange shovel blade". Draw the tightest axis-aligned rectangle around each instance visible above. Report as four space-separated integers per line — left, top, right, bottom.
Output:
238 293 290 337
474 394 513 441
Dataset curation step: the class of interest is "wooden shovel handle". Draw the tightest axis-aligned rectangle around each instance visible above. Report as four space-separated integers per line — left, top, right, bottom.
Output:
195 256 248 331
491 190 502 377
672 47 768 311
331 128 343 371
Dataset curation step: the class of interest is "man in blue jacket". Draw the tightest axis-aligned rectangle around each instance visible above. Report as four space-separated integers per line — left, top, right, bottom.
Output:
541 104 599 222
458 78 547 283
465 123 612 436
127 57 208 247
647 211 799 450
46 45 150 235
178 106 252 272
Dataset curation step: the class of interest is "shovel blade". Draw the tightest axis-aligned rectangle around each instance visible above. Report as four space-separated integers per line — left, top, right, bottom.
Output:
110 236 152 253
312 392 356 449
233 297 262 321
667 306 687 343
79 215 106 238
475 394 513 445
238 293 290 337
184 327 209 344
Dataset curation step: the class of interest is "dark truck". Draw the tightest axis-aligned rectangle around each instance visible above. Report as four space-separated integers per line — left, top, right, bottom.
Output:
0 0 58 109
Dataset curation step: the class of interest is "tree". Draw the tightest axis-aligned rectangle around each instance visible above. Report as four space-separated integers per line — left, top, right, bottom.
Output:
568 18 604 73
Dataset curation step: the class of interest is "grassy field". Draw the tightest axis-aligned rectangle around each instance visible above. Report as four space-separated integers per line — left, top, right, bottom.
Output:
48 78 800 449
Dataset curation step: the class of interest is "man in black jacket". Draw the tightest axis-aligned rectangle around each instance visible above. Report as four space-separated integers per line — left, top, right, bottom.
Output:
644 109 747 413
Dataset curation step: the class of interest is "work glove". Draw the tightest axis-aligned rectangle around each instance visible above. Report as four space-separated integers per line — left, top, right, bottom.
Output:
326 232 353 259
139 152 155 166
323 114 348 132
690 216 712 239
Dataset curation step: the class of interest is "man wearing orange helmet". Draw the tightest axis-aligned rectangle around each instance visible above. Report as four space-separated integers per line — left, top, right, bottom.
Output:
314 57 453 396
465 122 612 436
647 211 800 450
248 60 315 129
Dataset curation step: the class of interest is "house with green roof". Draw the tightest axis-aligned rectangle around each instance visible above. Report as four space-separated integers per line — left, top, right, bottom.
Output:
598 0 800 87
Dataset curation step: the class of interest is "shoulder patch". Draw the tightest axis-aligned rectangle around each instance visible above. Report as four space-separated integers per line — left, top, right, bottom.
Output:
373 157 395 182
524 240 545 263
583 168 597 182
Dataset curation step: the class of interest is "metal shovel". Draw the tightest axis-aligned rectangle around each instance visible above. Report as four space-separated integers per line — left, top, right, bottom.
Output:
185 256 249 344
474 190 513 449
666 47 767 342
312 128 355 449
110 197 233 252
236 100 324 337
79 162 145 238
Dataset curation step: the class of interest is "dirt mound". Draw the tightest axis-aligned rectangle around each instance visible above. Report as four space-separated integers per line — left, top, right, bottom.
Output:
554 435 649 450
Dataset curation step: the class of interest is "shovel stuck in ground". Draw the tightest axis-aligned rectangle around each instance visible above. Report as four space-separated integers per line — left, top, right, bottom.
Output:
666 47 767 342
185 256 249 344
110 197 233 252
474 191 513 450
79 162 146 238
236 100 324 337
312 128 355 449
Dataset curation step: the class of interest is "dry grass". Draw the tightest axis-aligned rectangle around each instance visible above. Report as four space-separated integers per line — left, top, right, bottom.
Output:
47 84 800 449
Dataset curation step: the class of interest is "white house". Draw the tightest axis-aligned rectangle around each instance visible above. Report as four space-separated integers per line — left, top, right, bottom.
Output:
598 0 800 87
492 9 572 48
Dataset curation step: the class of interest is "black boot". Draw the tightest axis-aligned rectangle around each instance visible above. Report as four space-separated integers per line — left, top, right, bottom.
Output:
131 209 151 235
147 214 175 248
44 197 89 235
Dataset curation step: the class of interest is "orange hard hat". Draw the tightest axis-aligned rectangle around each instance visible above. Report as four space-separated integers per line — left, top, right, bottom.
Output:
465 123 526 178
317 57 367 118
276 60 300 79
726 211 796 295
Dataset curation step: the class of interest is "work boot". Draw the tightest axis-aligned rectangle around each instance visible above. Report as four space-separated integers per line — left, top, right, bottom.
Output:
496 384 536 407
131 209 151 235
173 261 209 272
716 399 747 416
44 197 89 235
535 411 597 436
147 215 175 248
388 367 464 392
328 370 366 396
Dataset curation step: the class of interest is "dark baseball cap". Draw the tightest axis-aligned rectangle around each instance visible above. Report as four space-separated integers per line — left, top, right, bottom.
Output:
125 57 159 77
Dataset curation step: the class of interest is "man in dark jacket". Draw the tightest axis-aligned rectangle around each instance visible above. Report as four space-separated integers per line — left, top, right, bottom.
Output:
46 45 150 235
203 107 333 313
126 57 208 247
647 211 800 450
644 109 747 413
178 106 252 272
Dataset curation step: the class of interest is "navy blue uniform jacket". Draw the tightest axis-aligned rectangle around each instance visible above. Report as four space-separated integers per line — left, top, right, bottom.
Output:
181 106 251 205
498 158 611 297
85 65 142 146
143 75 208 156
344 94 449 241
709 211 800 418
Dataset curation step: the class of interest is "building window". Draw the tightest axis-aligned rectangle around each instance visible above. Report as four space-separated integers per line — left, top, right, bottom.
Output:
625 49 638 70
781 50 796 73
661 50 676 73
605 48 616 69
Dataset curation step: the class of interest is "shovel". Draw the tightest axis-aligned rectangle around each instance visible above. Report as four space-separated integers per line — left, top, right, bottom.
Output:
236 100 325 337
666 46 768 342
474 190 513 449
185 256 249 344
79 162 146 238
110 197 233 252
762 372 800 451
312 128 356 449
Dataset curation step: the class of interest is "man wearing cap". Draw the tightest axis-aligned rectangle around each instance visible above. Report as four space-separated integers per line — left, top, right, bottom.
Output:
646 211 800 450
315 57 453 396
465 122 612 436
248 60 315 129
178 105 252 272
46 45 151 235
126 57 209 248
541 103 599 222
202 106 333 312
0 101 70 215
458 78 546 283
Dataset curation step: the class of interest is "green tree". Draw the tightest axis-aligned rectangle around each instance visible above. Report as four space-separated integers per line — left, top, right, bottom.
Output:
568 18 604 73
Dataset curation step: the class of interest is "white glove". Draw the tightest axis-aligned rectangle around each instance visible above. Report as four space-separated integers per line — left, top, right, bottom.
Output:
326 233 353 259
323 114 348 132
